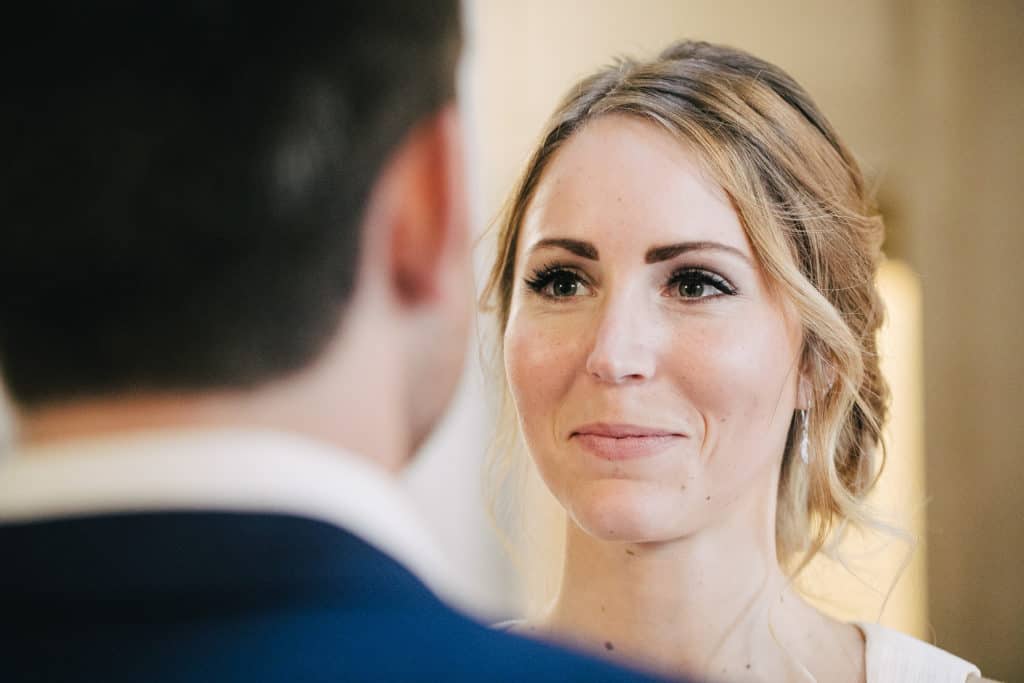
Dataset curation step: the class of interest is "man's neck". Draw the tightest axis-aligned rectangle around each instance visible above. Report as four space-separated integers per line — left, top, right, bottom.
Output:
16 371 408 474
19 393 275 446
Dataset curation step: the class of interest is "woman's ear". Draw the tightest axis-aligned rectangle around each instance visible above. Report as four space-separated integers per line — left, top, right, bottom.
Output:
797 347 837 410
797 373 813 411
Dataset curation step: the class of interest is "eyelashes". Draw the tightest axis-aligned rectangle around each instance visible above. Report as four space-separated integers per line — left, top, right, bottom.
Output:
523 264 591 298
665 267 737 299
523 262 738 301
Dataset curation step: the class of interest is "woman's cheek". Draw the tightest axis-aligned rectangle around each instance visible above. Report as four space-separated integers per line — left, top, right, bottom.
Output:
505 313 585 445
661 320 740 420
687 318 798 481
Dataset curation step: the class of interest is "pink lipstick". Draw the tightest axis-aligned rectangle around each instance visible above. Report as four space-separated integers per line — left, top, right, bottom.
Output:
570 423 685 461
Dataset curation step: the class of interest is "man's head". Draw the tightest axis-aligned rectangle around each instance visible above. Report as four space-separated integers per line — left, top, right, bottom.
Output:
0 2 470 466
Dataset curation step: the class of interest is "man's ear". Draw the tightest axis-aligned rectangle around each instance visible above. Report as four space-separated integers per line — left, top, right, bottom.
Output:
376 104 466 306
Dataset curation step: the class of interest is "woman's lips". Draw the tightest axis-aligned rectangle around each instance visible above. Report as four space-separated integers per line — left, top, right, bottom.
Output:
570 423 686 461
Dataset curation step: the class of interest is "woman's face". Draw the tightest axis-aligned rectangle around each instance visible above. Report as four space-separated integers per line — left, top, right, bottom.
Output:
504 115 804 543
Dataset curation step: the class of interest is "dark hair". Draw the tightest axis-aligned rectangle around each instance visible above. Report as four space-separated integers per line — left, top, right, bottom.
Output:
0 2 461 408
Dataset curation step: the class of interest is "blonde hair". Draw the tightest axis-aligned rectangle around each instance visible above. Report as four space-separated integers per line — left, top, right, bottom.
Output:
480 40 889 580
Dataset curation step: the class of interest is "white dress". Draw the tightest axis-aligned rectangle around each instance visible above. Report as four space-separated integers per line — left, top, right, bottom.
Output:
856 621 981 683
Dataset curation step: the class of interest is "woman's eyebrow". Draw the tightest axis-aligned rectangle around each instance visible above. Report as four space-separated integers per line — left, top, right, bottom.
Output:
528 238 599 260
527 238 750 265
645 241 751 265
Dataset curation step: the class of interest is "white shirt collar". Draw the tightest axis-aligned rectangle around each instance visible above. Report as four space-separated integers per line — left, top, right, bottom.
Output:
0 428 467 610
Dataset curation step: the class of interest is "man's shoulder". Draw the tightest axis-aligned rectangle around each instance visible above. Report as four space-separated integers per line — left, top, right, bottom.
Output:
0 511 668 682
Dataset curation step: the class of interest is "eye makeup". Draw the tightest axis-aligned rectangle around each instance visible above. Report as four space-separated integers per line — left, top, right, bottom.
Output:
523 261 738 302
524 261 592 299
664 266 737 300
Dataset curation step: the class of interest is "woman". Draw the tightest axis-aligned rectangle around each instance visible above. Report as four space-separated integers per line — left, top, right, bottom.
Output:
482 41 989 682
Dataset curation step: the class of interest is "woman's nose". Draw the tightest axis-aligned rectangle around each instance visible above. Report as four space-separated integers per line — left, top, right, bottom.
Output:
585 295 657 384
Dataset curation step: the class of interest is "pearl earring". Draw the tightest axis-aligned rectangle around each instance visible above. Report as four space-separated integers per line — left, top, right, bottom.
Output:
800 409 811 465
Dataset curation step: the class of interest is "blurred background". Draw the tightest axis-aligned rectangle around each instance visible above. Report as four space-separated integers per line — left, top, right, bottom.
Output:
405 1 1023 680
0 0 1019 680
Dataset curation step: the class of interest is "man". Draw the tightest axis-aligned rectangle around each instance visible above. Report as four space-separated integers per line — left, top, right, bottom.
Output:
0 3 670 682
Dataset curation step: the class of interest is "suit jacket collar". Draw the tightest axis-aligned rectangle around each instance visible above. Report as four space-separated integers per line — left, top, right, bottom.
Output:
0 428 467 609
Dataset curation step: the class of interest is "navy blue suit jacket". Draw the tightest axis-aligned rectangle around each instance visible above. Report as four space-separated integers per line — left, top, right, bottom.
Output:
0 511 673 681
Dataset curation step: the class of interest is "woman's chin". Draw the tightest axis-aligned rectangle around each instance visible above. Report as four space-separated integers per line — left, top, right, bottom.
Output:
565 477 697 543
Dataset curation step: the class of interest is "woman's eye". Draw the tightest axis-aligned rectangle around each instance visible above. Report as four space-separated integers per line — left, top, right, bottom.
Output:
669 269 735 300
548 272 583 297
679 280 707 298
525 268 592 298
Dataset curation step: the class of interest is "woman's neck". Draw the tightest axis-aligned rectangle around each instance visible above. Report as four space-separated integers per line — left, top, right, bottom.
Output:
538 503 864 681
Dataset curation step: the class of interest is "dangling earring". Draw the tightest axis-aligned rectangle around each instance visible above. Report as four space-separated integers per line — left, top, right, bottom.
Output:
799 409 811 465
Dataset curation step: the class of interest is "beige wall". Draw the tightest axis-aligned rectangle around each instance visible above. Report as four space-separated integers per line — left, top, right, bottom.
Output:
470 0 902 219
468 1 1023 678
894 2 1024 678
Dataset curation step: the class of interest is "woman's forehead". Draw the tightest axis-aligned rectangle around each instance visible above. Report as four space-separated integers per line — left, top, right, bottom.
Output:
518 115 750 261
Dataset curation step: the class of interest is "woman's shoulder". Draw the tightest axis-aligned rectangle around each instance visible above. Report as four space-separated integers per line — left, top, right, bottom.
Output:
854 621 987 683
